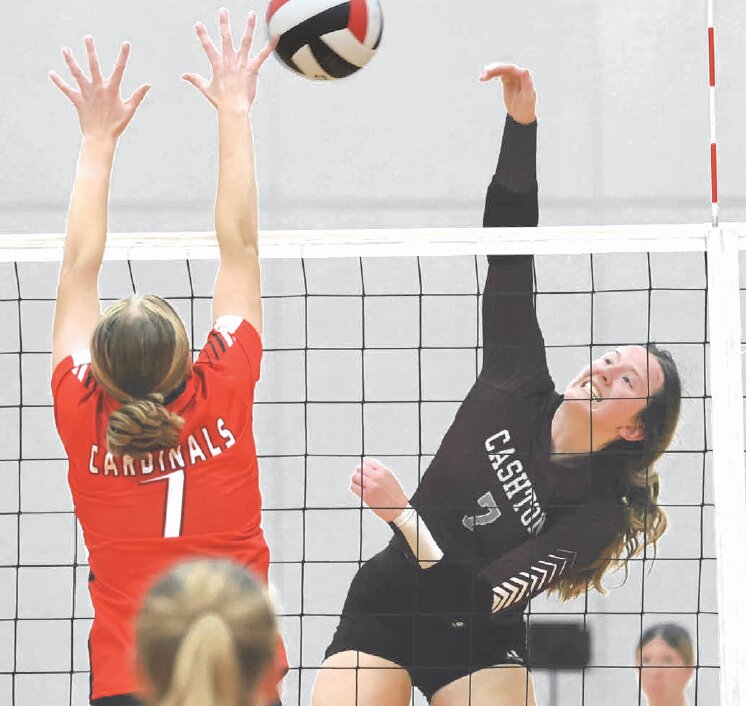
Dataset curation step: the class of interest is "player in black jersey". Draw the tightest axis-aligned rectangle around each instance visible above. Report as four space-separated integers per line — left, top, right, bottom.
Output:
312 63 682 706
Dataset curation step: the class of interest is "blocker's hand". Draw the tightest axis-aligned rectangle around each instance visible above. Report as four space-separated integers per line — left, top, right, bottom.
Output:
350 458 409 523
49 37 150 141
480 63 536 125
183 7 276 112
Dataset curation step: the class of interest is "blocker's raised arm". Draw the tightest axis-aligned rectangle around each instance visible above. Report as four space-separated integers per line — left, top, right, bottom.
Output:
183 8 275 333
50 38 150 369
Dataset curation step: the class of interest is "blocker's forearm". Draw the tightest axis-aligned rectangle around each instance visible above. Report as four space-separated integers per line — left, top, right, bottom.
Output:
62 137 116 274
215 108 259 255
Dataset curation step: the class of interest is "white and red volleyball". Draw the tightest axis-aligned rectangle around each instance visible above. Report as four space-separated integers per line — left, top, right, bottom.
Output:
266 0 383 80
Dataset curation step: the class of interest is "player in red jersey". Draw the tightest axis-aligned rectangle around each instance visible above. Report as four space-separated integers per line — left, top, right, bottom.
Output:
49 9 285 706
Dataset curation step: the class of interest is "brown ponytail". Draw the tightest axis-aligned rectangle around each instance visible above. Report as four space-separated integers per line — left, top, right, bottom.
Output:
90 295 191 458
107 393 184 459
137 560 277 706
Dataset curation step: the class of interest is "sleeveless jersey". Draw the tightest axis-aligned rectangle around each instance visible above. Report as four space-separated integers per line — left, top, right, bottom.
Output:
52 315 286 700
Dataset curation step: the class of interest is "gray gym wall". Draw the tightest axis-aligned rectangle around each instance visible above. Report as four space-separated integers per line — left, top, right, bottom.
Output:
1 0 744 705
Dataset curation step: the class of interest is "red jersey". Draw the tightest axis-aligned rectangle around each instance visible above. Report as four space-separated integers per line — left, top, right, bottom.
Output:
52 315 286 700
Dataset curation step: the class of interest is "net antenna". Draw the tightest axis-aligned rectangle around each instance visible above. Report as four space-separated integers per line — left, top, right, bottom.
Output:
707 0 719 228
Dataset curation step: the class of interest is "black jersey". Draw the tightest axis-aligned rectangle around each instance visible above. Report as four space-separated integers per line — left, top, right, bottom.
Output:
396 117 623 616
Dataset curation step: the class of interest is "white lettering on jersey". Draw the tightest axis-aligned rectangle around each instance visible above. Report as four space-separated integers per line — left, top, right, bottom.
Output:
187 434 207 464
104 453 118 476
201 426 222 457
89 445 99 474
463 429 546 535
122 455 137 477
503 472 532 499
168 446 184 470
141 470 185 538
521 504 547 534
86 418 238 478
496 459 522 483
217 418 236 448
485 429 511 450
462 491 502 531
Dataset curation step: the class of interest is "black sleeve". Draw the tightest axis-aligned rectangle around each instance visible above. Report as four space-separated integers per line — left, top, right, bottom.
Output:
478 500 623 613
481 116 547 388
409 500 622 618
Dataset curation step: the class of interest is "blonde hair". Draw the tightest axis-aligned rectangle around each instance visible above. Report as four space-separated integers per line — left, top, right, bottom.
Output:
136 559 277 706
90 295 191 458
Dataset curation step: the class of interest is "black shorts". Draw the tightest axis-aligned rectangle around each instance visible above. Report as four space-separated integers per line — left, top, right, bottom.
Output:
325 545 528 701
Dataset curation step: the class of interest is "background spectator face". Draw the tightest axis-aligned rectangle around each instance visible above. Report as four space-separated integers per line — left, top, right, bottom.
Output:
637 625 695 704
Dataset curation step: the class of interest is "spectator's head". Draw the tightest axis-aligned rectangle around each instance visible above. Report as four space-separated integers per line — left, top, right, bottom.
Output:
636 624 694 704
136 559 280 706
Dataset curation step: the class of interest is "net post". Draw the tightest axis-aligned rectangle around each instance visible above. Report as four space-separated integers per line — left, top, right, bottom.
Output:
706 223 746 704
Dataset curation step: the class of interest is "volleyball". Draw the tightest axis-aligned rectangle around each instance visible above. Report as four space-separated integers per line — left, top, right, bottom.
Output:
266 0 383 80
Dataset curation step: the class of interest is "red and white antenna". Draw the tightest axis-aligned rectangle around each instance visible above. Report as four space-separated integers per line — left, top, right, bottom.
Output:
707 0 719 226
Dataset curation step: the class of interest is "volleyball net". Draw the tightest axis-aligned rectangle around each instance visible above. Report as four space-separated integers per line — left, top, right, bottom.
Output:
0 223 743 706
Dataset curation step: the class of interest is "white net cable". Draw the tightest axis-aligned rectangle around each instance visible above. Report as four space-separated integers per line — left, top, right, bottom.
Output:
0 224 714 262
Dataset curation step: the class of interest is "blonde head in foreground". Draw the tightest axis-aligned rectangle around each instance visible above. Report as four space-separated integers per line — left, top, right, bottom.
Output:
136 559 279 706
